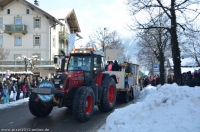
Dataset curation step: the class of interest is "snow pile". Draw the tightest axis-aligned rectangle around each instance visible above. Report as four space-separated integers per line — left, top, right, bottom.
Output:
0 92 29 110
103 84 200 132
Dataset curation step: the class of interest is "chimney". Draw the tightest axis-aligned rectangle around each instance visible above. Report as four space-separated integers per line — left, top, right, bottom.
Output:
34 0 39 6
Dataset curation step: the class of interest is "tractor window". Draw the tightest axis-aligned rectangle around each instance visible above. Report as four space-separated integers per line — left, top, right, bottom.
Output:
94 55 105 69
68 56 91 71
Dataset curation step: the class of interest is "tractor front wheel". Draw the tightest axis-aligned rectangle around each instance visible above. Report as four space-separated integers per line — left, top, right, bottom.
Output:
29 93 53 117
72 86 95 122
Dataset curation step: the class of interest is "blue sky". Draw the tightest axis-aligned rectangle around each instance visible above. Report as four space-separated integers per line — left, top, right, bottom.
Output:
27 0 133 45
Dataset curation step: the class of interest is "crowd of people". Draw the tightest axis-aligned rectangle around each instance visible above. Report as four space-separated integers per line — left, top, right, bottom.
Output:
139 69 200 89
0 70 53 104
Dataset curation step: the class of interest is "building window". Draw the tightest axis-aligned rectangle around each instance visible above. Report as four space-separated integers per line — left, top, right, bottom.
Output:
34 36 40 45
34 18 41 28
15 17 22 24
14 54 21 60
0 36 2 46
0 18 2 28
26 9 30 14
7 9 10 14
15 36 22 46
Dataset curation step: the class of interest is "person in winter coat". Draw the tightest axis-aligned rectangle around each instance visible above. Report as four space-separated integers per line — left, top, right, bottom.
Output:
105 61 109 71
2 84 9 104
112 60 120 71
16 77 22 100
6 78 12 96
108 61 113 71
22 83 27 99
12 81 18 101
0 82 3 100
25 78 31 98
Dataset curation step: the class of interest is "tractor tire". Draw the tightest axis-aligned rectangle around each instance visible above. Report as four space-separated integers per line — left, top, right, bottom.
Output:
123 91 129 103
72 86 95 122
98 78 116 112
29 93 53 117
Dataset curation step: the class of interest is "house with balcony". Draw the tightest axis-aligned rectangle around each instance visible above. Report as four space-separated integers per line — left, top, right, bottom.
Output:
0 0 81 78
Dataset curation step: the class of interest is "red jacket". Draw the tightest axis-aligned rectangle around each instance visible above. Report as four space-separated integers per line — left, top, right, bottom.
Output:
22 84 27 93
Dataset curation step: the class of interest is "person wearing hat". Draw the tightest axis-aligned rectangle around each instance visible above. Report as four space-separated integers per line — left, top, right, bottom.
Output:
2 84 9 104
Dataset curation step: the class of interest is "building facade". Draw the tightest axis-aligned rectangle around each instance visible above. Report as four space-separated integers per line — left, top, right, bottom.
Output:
0 0 81 78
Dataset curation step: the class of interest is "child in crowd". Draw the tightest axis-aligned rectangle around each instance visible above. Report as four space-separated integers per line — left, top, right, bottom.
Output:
3 84 9 104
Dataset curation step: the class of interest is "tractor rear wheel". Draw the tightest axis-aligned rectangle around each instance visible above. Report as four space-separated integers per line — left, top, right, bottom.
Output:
72 86 94 122
29 93 53 117
98 77 116 112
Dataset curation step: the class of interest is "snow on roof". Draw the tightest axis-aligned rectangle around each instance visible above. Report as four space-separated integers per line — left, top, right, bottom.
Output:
168 57 197 67
0 71 33 75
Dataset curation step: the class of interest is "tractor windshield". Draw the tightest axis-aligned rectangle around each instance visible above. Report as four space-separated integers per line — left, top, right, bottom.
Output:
67 55 91 71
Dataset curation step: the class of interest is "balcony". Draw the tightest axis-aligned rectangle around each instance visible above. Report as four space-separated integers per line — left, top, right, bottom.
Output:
59 31 69 42
0 60 54 66
4 24 27 35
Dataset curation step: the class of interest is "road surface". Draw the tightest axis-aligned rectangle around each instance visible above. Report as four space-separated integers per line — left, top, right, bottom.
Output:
0 99 136 132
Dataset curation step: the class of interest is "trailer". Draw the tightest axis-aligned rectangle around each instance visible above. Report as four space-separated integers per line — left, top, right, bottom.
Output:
105 49 140 103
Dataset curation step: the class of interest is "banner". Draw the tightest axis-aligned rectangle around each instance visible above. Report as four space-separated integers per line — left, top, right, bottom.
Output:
68 33 76 54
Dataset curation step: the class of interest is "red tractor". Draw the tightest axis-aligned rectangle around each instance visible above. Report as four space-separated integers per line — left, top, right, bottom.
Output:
29 48 118 122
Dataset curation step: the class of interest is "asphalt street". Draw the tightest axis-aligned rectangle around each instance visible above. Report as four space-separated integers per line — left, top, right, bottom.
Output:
0 99 136 132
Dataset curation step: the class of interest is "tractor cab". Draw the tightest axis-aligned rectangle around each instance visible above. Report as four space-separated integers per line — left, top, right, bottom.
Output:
67 48 105 85
53 48 105 87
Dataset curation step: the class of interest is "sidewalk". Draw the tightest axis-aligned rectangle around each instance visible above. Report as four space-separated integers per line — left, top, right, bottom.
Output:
0 92 26 104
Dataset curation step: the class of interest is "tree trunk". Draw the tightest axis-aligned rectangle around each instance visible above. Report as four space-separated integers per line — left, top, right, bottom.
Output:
170 0 182 85
159 51 165 85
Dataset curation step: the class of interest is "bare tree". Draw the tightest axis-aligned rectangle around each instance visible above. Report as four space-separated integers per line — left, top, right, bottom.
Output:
180 23 200 66
126 0 200 85
136 25 170 85
0 46 10 65
87 27 124 52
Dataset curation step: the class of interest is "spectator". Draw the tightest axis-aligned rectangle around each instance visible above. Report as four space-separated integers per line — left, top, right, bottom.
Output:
6 77 12 97
0 81 3 100
16 78 21 100
26 78 31 97
12 81 18 101
112 60 120 71
45 76 48 80
22 83 27 99
2 84 9 104
156 75 160 85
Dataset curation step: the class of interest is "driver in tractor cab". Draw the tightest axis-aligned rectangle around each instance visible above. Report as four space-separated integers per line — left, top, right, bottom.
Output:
82 57 91 71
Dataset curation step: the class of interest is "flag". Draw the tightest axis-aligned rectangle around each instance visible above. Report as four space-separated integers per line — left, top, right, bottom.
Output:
68 33 76 54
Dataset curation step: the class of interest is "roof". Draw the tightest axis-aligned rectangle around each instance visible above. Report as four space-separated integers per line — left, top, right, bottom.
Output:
0 0 13 8
64 8 81 32
0 0 81 32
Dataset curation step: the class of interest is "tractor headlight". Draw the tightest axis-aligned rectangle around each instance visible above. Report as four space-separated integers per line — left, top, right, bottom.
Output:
60 84 64 88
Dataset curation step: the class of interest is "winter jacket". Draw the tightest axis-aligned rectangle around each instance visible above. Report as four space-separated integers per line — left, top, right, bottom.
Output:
2 87 9 97
112 62 120 71
22 84 27 93
108 64 112 71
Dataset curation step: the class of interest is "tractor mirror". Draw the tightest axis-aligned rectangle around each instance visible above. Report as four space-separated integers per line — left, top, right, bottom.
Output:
97 56 101 64
54 57 58 64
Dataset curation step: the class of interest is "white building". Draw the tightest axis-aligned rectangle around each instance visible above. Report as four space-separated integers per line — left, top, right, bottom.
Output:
0 0 81 78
